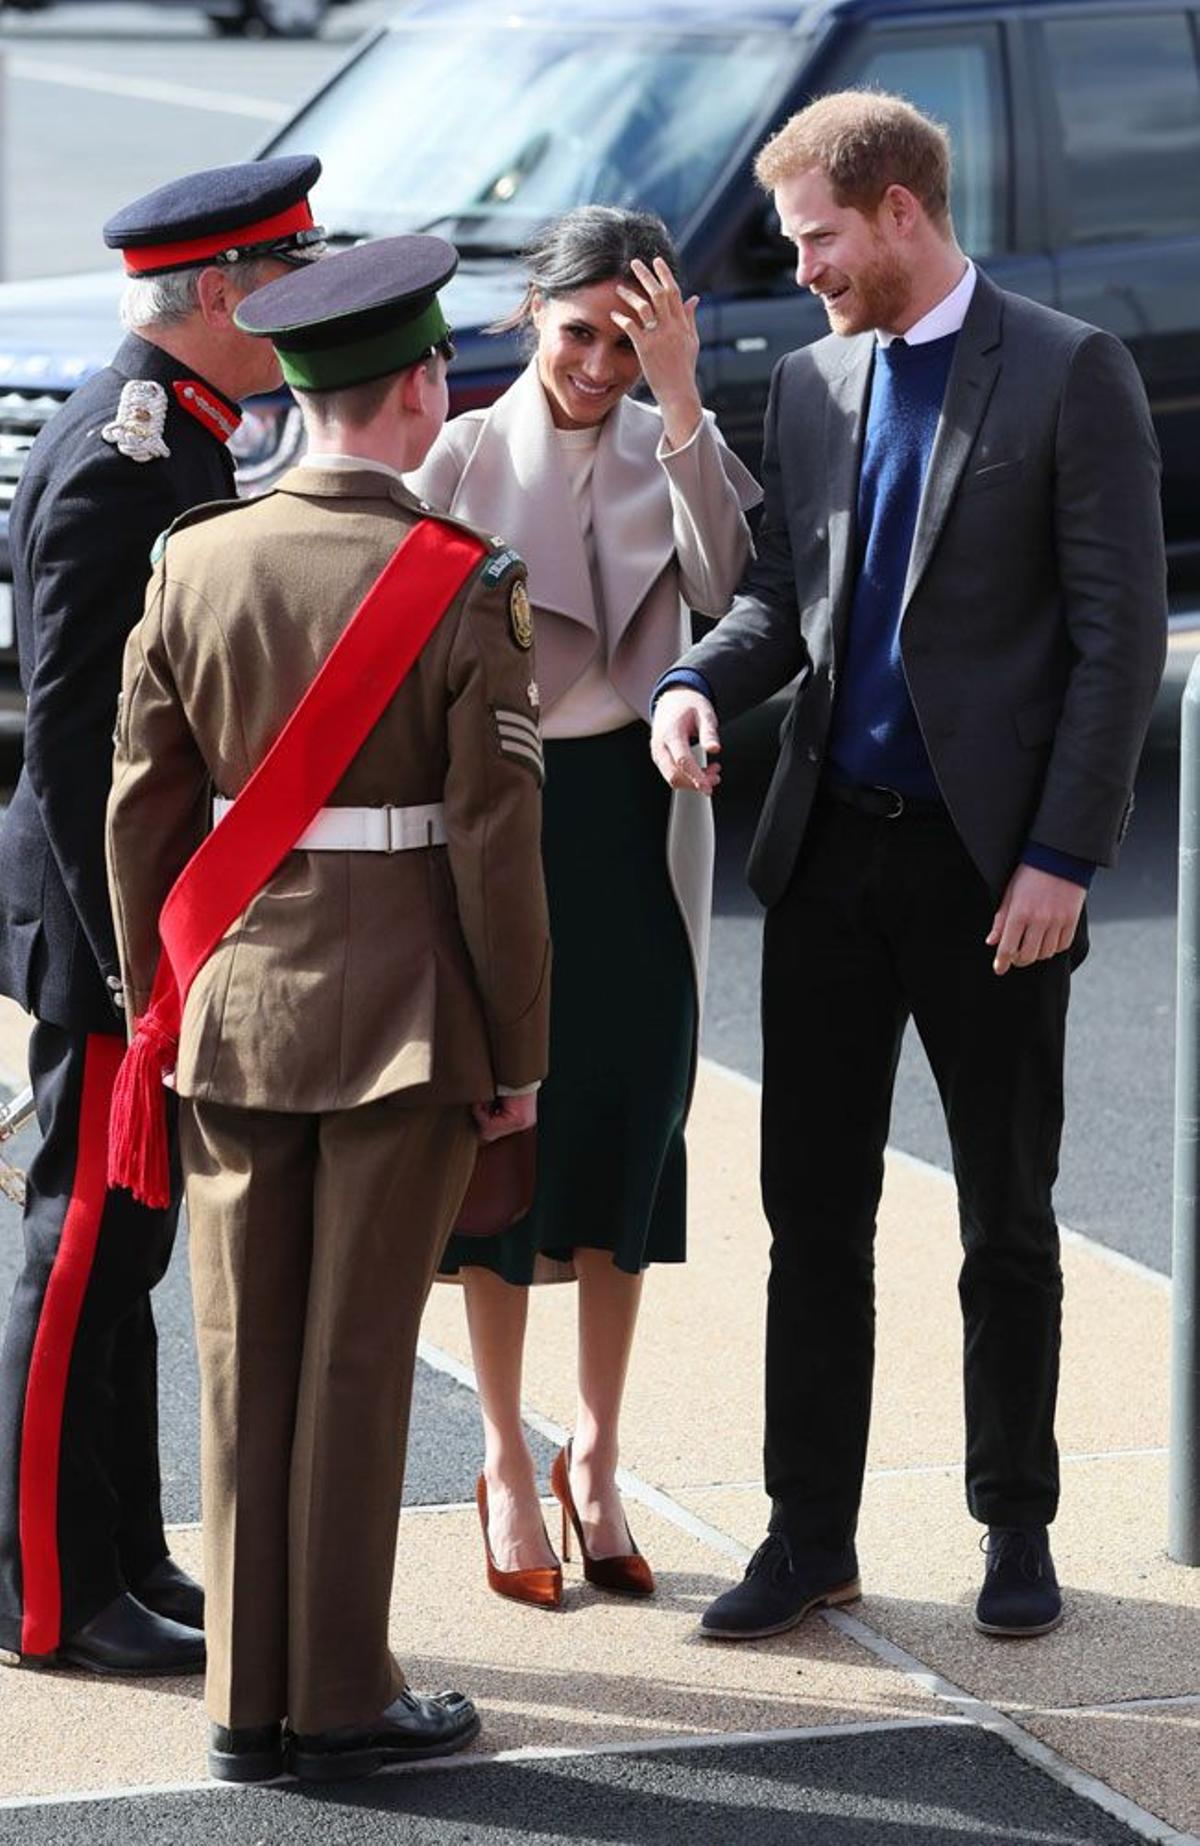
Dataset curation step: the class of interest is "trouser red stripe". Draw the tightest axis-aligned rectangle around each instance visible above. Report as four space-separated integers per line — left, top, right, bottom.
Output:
18 1033 124 1654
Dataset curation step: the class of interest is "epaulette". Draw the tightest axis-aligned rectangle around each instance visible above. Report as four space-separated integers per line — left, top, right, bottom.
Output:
148 494 251 568
409 497 525 588
480 543 524 588
100 379 170 464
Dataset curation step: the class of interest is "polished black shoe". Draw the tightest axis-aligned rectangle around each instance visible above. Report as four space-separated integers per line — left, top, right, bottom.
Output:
287 1688 480 1783
135 1556 204 1631
975 1526 1062 1637
53 1591 205 1676
208 1721 288 1785
701 1533 861 1640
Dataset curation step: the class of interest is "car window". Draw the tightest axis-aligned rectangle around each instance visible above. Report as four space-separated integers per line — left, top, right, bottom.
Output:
838 29 1004 258
1041 11 1200 245
268 24 790 248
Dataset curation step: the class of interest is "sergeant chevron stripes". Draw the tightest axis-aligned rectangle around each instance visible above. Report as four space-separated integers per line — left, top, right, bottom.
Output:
494 706 544 781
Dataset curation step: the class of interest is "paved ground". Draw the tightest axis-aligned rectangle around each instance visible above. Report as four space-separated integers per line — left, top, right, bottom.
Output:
1 1049 1198 1844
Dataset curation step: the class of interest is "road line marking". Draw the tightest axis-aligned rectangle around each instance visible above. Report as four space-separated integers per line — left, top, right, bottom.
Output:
5 1724 968 1811
699 1055 1171 1290
8 57 289 121
674 1447 1169 1494
1037 1691 1200 1717
822 1607 1200 1846
0 1718 968 1810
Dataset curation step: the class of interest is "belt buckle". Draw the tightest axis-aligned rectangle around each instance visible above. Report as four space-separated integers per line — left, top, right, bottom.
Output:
383 805 401 853
871 785 905 820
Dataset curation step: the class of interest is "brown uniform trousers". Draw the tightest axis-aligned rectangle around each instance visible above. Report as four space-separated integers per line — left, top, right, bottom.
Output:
107 466 550 1731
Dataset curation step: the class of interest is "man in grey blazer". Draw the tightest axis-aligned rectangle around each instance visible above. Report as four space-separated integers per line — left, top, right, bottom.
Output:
651 91 1166 1640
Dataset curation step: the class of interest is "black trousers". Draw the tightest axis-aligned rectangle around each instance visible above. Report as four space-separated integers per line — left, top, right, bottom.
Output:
761 796 1075 1554
0 1022 178 1656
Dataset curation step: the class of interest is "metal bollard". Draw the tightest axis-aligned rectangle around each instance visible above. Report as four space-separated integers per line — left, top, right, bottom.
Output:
1170 655 1200 1562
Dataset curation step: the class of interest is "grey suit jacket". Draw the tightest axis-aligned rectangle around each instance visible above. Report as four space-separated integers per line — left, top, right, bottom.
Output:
675 271 1168 906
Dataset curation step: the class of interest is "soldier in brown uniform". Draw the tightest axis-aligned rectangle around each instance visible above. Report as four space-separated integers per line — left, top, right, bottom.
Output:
105 237 550 1785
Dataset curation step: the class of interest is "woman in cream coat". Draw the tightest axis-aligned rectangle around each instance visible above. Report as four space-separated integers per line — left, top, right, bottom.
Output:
409 207 759 1608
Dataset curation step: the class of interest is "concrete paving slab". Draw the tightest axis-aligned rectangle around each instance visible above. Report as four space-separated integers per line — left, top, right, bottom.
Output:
419 1061 1170 1498
680 1461 1200 1716
0 1728 1150 1845
0 1509 934 1800
1024 1705 1200 1840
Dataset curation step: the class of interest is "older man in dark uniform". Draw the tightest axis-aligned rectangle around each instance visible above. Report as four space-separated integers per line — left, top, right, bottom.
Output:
0 156 323 1676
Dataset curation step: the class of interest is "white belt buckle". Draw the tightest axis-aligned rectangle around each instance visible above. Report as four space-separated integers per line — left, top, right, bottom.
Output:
384 804 402 854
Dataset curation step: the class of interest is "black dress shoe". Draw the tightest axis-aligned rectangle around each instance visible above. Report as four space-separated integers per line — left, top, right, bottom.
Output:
51 1591 205 1676
209 1722 287 1784
701 1533 861 1640
135 1556 204 1631
287 1688 480 1783
975 1525 1062 1637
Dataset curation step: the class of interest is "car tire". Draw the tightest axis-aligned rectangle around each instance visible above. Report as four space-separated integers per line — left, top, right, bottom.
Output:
206 12 247 34
241 0 327 35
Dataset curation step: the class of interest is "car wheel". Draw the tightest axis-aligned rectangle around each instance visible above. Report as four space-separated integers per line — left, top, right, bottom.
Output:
242 0 327 36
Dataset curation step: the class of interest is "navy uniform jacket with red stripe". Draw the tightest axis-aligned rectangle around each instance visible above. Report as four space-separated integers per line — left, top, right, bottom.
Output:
0 333 239 1035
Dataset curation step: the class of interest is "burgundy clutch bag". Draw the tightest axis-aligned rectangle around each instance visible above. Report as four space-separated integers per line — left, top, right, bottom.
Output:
453 1127 537 1238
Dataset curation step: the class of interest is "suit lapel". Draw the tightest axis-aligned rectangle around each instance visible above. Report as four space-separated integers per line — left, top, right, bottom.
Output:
901 274 1003 612
824 337 874 661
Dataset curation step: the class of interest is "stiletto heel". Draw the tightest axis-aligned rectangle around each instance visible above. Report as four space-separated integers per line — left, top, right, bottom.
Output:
476 1476 562 1610
561 1503 571 1562
550 1442 655 1598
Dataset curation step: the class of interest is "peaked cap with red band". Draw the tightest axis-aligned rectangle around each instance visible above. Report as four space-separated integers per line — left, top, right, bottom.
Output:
103 155 324 278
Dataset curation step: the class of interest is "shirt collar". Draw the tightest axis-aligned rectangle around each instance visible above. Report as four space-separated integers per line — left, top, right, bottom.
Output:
876 259 976 348
298 450 407 486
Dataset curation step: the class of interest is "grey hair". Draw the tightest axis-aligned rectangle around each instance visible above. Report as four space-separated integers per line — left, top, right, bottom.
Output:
118 258 279 334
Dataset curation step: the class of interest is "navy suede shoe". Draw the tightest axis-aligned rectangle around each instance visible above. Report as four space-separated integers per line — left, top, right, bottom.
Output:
975 1526 1062 1637
701 1533 861 1640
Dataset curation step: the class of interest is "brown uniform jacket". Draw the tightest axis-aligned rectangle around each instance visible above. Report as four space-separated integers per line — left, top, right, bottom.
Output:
106 464 550 1114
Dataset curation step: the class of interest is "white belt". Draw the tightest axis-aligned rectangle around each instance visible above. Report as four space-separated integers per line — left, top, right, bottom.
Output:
212 797 447 853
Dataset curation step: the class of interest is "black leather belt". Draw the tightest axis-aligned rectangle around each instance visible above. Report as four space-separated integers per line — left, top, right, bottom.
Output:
822 778 947 821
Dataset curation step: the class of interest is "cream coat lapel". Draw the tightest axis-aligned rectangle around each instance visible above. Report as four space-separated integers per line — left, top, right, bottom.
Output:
455 360 596 633
591 393 677 657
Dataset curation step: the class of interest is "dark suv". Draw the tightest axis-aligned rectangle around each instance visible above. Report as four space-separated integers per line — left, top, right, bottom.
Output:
1 0 1198 742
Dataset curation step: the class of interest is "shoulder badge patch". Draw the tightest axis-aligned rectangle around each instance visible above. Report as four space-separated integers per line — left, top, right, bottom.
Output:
482 546 523 586
509 579 534 651
101 379 170 463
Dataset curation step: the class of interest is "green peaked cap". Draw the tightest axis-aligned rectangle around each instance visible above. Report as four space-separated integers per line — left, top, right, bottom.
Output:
233 232 458 392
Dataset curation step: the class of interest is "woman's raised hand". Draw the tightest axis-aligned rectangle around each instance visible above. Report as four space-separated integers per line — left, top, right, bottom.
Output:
611 257 703 451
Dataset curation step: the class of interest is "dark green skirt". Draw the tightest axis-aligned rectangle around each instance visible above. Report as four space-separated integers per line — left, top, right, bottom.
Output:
440 720 695 1283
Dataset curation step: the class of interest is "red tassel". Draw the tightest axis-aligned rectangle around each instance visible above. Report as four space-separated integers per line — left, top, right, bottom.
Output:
106 1018 177 1210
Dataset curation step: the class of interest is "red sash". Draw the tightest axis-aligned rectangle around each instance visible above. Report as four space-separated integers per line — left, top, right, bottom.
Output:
108 518 485 1208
